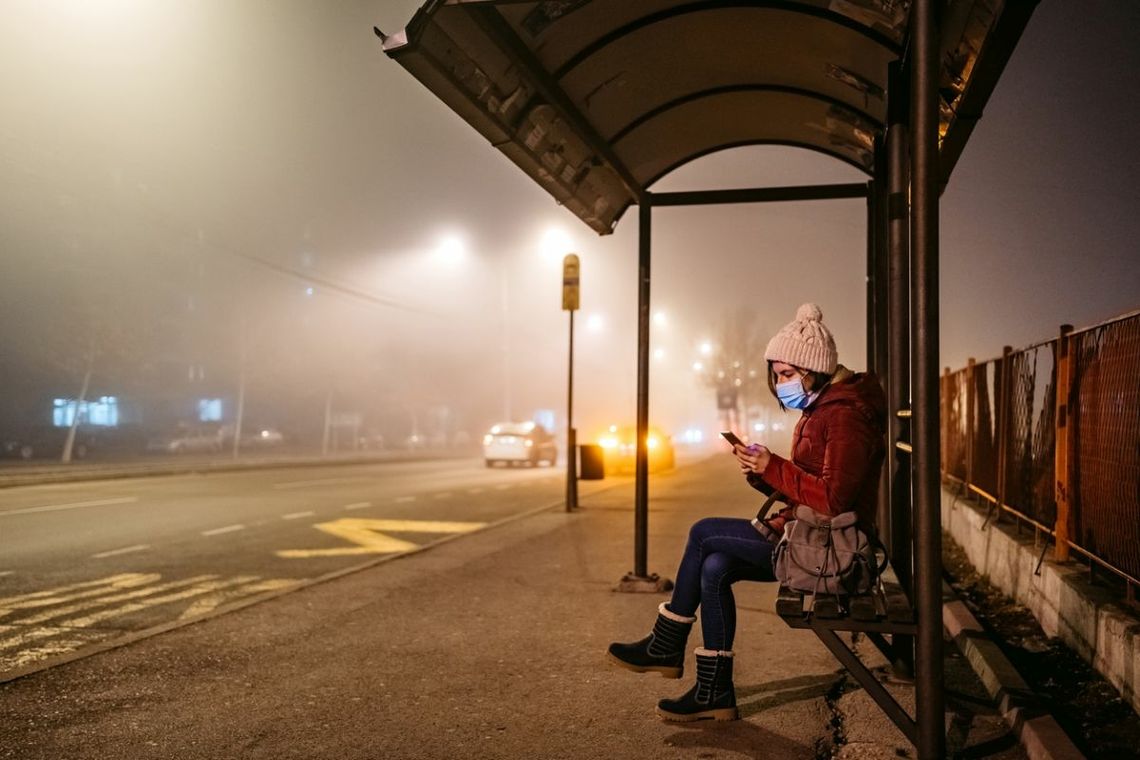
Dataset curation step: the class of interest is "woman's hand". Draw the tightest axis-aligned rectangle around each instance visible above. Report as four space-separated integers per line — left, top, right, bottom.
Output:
734 443 771 474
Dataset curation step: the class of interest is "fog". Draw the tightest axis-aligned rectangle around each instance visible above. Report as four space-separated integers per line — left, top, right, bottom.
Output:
1 1 1137 460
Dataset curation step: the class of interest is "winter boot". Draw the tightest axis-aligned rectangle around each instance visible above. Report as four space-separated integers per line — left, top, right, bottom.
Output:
607 602 695 679
655 648 738 722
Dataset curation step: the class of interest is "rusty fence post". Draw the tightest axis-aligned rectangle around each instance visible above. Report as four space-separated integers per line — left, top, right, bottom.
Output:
1054 325 1074 562
966 358 976 492
993 345 1014 526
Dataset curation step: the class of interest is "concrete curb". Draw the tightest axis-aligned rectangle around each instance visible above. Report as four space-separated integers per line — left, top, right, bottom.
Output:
943 591 1086 760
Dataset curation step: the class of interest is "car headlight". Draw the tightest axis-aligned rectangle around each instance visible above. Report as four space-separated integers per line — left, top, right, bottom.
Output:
483 434 493 445
647 436 659 450
599 436 617 449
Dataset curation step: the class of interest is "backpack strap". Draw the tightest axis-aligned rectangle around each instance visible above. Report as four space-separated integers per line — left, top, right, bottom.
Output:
754 491 787 522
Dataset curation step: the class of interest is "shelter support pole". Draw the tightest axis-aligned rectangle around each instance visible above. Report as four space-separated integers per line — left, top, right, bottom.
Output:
871 140 890 534
616 199 671 592
911 1 945 756
886 59 913 675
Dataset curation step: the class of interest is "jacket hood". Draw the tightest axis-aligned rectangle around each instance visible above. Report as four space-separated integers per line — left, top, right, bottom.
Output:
812 369 887 428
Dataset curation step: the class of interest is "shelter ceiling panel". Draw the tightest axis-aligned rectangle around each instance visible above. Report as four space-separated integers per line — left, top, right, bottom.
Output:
615 89 877 186
550 7 890 141
493 0 908 72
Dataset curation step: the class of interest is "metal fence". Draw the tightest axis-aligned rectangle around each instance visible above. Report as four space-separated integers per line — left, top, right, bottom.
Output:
941 309 1140 599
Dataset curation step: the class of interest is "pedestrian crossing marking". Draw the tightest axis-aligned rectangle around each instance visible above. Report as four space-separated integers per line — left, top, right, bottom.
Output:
276 518 487 559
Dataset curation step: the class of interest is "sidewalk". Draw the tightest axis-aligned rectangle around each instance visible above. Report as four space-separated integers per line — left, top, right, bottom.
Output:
0 458 1021 759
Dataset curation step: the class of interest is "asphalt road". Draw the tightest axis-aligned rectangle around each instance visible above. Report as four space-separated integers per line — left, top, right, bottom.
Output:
0 458 611 676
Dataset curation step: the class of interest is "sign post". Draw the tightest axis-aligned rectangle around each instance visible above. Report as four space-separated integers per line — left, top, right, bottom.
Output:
562 254 580 512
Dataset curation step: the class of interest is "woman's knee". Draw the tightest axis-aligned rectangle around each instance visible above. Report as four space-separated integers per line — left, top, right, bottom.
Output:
700 552 734 589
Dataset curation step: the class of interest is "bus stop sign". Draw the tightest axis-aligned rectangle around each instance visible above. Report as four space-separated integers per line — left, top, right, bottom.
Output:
562 254 580 311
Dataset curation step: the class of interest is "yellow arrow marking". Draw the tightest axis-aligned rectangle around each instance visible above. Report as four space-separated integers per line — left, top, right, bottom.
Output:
276 518 487 559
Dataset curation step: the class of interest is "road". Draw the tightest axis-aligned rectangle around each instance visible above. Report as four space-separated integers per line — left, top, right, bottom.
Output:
0 458 613 676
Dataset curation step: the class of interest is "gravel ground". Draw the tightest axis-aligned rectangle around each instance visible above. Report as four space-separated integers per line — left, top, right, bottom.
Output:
943 538 1140 759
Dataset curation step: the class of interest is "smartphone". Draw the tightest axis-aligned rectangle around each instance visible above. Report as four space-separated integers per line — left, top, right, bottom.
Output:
720 431 744 448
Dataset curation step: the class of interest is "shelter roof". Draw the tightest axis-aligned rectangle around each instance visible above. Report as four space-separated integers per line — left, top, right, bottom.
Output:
379 0 1037 234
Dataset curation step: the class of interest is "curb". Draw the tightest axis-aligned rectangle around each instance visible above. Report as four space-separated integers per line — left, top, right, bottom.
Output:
943 589 1086 760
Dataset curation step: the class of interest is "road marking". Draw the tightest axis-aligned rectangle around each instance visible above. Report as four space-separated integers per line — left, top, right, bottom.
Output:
0 574 154 608
277 518 487 559
282 511 315 520
0 573 300 673
343 502 371 511
0 497 138 518
15 576 217 625
91 545 150 559
433 492 452 499
273 477 371 490
394 496 415 503
201 524 245 536
467 487 484 494
495 484 512 490
0 572 12 578
177 578 299 620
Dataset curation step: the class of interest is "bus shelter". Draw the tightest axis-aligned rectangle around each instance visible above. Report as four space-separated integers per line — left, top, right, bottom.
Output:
377 2 1039 756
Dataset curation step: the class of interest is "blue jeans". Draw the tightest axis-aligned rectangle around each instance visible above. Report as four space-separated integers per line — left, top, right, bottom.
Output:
668 517 777 651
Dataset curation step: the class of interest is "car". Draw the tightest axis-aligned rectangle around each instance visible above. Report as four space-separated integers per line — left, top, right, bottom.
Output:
239 427 285 448
596 424 676 474
145 424 225 454
1 426 97 461
482 421 557 467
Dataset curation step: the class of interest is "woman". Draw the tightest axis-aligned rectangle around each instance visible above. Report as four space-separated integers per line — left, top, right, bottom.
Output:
607 303 886 722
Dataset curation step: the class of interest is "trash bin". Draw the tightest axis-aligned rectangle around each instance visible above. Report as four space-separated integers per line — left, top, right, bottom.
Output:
578 444 605 480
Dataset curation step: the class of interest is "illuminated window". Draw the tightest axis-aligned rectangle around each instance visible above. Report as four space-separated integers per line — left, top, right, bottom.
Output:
53 397 119 427
198 399 223 422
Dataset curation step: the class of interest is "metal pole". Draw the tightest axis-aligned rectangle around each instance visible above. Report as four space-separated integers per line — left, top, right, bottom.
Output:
911 1 944 756
1054 324 1074 562
634 200 651 577
566 309 577 512
886 56 913 615
886 60 911 568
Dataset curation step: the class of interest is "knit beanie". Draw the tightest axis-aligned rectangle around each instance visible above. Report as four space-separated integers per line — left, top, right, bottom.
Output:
764 303 838 374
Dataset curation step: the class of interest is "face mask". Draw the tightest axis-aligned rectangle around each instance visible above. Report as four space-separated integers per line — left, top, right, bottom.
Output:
776 376 811 410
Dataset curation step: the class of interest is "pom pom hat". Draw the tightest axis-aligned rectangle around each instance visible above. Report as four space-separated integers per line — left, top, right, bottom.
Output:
763 303 838 374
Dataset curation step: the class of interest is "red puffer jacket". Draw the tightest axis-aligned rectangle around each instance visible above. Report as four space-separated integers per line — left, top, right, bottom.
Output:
748 369 887 533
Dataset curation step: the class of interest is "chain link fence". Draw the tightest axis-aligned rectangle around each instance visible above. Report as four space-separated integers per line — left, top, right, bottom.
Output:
941 309 1140 597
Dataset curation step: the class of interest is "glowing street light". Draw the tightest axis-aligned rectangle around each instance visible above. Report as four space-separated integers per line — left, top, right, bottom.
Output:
653 311 667 328
586 313 605 332
433 234 467 269
699 340 713 356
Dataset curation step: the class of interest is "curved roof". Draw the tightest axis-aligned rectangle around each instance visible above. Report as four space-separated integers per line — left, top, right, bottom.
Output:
380 0 1037 234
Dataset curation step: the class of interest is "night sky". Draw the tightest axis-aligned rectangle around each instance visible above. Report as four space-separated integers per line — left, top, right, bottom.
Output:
1 0 1136 441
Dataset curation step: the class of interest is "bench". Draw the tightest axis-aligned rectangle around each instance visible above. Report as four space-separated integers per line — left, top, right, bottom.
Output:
775 566 919 745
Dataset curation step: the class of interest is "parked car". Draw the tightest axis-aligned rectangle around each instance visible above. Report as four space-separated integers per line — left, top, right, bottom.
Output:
482 421 557 467
1 426 97 461
240 427 285 448
596 424 676 474
146 424 225 454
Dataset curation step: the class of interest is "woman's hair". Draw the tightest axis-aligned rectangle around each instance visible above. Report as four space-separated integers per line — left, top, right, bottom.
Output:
767 361 833 411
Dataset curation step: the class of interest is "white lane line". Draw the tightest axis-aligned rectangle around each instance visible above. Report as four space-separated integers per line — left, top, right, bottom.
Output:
282 511 315 521
343 502 371 511
0 497 138 518
91 544 150 560
0 571 13 578
467 487 484 494
394 496 415 503
201 524 245 536
273 477 370 491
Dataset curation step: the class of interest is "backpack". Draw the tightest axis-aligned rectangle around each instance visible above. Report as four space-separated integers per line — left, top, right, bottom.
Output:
758 496 885 599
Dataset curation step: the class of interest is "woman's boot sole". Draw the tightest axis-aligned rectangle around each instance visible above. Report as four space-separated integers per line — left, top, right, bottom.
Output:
606 651 682 679
654 705 739 722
